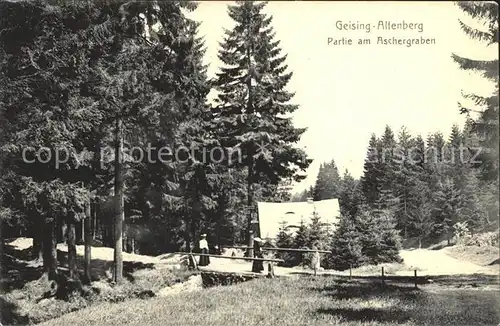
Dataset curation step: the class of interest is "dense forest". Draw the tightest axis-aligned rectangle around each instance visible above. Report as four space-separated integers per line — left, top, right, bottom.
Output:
0 1 310 283
0 0 498 283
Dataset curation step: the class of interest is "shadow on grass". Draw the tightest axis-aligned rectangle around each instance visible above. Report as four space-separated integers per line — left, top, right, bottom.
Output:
0 296 31 325
311 279 423 323
318 307 412 324
291 272 499 288
1 243 155 293
316 279 423 300
57 249 155 282
1 245 45 292
312 274 499 325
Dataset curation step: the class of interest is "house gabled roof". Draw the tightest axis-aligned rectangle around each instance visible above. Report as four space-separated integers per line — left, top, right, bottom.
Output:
257 198 341 239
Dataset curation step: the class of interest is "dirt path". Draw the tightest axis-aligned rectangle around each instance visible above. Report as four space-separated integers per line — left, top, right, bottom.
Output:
398 248 496 276
9 237 496 277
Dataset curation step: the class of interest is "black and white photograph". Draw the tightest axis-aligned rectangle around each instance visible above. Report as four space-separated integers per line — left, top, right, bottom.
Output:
0 1 498 325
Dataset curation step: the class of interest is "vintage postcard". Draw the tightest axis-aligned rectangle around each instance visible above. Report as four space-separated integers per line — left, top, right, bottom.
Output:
0 1 498 325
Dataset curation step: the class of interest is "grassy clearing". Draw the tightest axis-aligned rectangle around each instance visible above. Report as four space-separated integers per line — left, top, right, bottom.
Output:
43 275 499 326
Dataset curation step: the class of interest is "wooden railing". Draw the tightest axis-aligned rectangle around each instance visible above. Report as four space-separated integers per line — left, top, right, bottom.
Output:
222 245 330 254
173 252 284 277
220 245 331 276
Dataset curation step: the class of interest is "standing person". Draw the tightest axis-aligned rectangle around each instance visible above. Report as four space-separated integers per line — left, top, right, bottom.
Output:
252 237 264 273
198 234 210 266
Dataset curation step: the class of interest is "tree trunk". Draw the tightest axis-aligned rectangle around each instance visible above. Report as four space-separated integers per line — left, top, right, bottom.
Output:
92 201 97 240
113 116 124 284
216 197 225 250
80 220 85 244
246 160 254 258
418 237 422 249
42 220 58 280
67 221 77 279
0 220 3 277
84 200 92 283
123 226 128 253
59 218 67 244
32 225 44 261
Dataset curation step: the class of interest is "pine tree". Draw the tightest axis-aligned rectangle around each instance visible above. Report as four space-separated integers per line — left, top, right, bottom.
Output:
379 125 397 192
0 0 99 279
313 159 341 200
275 220 294 266
407 181 433 248
453 1 499 182
291 219 309 266
375 210 403 263
431 178 461 243
212 1 311 248
446 124 467 188
0 0 211 282
327 214 363 270
338 170 364 218
355 206 401 265
392 127 423 237
307 211 328 249
361 134 383 206
290 189 309 202
459 170 485 233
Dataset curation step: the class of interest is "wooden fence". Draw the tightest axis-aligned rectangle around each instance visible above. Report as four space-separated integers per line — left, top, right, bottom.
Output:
174 252 284 277
221 245 331 276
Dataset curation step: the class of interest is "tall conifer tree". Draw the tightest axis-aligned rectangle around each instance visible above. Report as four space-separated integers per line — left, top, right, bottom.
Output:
212 1 311 247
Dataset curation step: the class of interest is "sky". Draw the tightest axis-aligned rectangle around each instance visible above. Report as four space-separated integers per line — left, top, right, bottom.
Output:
188 1 498 193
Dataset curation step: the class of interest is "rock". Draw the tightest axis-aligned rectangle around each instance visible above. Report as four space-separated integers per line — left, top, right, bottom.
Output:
135 289 155 299
38 298 55 306
55 279 84 300
157 275 203 297
91 281 113 294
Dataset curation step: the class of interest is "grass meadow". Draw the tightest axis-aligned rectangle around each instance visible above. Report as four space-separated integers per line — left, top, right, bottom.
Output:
42 275 499 326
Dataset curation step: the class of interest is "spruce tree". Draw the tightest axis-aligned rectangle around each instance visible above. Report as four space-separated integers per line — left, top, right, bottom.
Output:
313 159 341 200
356 206 401 265
407 180 433 248
453 1 499 182
0 0 98 279
327 214 363 270
361 134 383 206
379 125 398 194
307 211 328 249
338 170 364 218
275 220 294 266
432 178 460 243
291 219 309 266
392 127 421 237
212 1 311 247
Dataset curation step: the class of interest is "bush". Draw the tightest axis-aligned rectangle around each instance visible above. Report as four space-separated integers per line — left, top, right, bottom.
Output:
463 231 499 247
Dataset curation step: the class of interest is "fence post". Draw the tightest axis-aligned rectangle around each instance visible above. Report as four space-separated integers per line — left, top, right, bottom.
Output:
247 231 254 258
381 266 385 284
349 264 352 280
188 253 198 271
414 269 418 289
